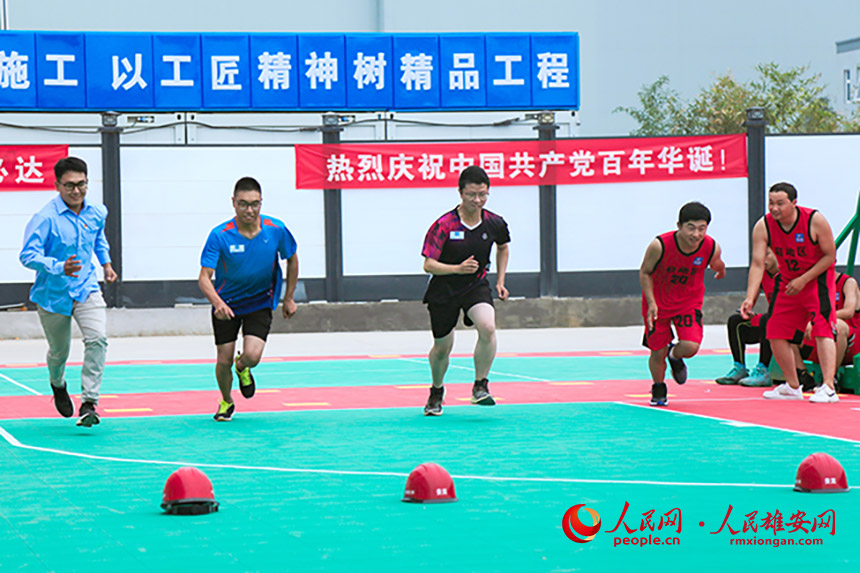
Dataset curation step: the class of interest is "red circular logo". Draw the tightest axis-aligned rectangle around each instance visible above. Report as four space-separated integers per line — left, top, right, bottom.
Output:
562 504 602 543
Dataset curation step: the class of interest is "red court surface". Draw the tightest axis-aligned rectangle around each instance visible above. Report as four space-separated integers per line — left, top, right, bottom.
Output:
3 379 858 442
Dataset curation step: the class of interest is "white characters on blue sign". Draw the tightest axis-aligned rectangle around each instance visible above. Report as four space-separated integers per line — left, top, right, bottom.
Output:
353 52 386 90
536 52 569 88
44 54 77 87
0 51 31 89
400 53 432 91
305 51 338 90
111 53 146 91
493 55 524 86
211 56 241 91
258 51 291 90
449 53 478 91
161 55 194 87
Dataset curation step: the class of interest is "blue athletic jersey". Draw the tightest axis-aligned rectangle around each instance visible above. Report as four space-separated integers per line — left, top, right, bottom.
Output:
201 215 297 316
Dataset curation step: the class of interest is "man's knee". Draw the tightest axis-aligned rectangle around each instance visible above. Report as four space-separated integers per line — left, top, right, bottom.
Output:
83 335 108 349
727 313 744 329
430 338 454 359
476 321 496 340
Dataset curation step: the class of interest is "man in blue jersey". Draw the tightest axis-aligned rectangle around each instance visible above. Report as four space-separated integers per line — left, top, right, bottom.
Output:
199 177 299 421
19 156 117 428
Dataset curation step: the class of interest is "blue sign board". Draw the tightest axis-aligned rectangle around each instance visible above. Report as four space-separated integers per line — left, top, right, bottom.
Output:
0 31 579 111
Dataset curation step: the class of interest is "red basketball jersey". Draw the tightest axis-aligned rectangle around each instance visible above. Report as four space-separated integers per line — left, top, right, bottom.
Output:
642 231 715 317
765 206 832 282
836 272 860 329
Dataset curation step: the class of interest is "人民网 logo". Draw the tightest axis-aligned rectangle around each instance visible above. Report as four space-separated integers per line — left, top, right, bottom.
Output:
562 504 601 543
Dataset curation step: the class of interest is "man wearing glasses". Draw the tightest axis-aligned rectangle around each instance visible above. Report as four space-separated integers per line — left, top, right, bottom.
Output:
420 166 510 416
19 156 117 427
198 176 299 421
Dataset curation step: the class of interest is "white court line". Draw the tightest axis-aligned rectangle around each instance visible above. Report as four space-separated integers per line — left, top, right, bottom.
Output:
0 372 41 396
0 425 790 489
618 401 860 445
398 357 551 382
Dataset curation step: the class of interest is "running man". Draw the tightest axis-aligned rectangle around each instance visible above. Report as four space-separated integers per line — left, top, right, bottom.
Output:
198 177 298 421
641 202 726 407
421 166 510 416
740 182 839 403
19 156 117 427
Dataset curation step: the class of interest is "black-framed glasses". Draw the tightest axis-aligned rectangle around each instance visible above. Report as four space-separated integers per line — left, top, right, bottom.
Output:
60 180 88 191
237 200 262 210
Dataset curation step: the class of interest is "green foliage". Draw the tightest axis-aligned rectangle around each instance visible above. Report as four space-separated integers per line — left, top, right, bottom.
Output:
615 63 859 135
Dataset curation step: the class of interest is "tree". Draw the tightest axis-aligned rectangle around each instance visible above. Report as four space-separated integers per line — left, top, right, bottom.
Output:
612 75 692 136
615 63 856 135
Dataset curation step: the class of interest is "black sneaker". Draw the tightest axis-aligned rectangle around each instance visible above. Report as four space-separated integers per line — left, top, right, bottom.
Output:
50 383 74 418
650 382 668 407
471 378 496 405
666 343 687 385
76 401 100 427
424 386 444 416
235 354 256 399
214 400 235 422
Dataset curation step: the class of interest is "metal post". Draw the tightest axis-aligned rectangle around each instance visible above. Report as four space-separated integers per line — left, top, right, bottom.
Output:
535 111 559 297
322 113 344 302
744 107 767 262
99 112 123 307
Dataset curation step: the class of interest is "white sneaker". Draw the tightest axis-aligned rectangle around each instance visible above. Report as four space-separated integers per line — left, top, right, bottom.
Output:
763 383 804 400
809 385 839 404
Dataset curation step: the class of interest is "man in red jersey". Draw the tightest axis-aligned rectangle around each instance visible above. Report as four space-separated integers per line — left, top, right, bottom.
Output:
641 202 726 407
740 182 839 403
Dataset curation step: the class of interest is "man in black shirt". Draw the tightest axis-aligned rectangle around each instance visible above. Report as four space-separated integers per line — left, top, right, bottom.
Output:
420 166 511 416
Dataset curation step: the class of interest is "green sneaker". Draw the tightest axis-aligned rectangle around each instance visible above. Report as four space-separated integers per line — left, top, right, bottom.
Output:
214 400 235 421
235 353 256 398
739 363 771 387
716 363 748 385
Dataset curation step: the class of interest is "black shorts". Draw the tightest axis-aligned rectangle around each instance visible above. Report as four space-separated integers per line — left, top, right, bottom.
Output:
426 283 494 339
212 308 273 345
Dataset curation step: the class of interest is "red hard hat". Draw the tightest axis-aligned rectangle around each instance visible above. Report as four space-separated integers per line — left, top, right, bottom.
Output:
402 462 457 503
794 453 849 493
161 467 220 514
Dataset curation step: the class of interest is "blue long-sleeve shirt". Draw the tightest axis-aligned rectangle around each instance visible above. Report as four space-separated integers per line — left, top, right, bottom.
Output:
19 194 111 316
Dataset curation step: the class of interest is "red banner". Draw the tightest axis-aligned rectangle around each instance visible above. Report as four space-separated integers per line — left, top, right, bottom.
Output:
295 134 747 189
0 145 69 192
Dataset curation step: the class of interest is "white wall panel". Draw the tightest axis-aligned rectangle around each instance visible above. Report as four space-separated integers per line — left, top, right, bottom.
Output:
341 185 539 276
557 178 749 271
765 134 860 265
119 147 325 280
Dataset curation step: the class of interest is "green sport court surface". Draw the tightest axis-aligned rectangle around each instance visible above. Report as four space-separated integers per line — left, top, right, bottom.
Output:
0 331 858 572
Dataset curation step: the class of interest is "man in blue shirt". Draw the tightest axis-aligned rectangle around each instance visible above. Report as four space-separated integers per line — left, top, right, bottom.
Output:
199 176 299 421
19 156 117 428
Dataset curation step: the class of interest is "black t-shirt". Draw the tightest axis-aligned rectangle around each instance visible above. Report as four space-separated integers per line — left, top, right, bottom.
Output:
421 206 510 304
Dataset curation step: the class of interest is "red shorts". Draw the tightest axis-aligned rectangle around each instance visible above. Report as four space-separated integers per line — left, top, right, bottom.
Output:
749 313 764 328
803 324 857 366
642 308 704 351
766 277 836 343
